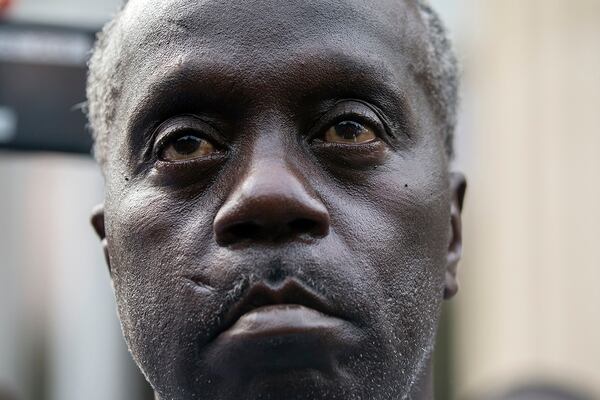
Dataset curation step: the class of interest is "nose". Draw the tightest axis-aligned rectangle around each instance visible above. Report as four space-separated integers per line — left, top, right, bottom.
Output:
213 161 330 246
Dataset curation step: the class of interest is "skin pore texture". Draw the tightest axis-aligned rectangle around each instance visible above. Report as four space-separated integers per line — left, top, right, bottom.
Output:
88 0 466 399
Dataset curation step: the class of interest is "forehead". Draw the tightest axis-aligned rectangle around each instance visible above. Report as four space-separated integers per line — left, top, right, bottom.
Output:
121 0 422 48
116 0 425 83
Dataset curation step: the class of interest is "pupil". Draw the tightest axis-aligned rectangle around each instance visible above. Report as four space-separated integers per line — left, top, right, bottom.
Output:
336 121 362 140
173 135 201 154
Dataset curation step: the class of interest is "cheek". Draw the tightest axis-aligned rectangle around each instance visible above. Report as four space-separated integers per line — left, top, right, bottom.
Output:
330 156 450 285
107 185 212 283
326 152 451 350
104 184 222 382
382 170 450 347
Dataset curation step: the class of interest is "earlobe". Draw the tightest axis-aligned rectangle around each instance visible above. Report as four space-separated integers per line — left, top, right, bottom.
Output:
91 204 111 273
91 204 106 239
444 172 467 300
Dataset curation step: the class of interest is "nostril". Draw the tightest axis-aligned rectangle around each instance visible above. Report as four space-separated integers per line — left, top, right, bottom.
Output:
228 222 261 241
219 217 326 245
288 218 322 237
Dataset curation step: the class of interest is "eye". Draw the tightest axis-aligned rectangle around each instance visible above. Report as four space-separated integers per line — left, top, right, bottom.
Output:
323 120 377 144
159 133 216 161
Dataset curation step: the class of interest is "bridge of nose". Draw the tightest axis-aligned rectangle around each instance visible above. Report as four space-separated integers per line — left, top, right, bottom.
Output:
236 160 315 205
213 157 330 245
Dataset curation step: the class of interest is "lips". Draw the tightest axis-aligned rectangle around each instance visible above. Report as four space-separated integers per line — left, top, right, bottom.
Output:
219 278 342 333
203 278 361 374
221 304 347 341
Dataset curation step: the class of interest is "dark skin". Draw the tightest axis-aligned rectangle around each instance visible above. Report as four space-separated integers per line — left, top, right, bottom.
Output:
91 0 466 399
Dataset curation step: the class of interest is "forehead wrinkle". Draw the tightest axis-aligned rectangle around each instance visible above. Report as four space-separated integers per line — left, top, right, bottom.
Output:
135 39 408 97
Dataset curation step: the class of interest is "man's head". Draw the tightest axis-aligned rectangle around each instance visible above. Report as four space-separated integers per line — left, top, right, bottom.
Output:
88 0 466 399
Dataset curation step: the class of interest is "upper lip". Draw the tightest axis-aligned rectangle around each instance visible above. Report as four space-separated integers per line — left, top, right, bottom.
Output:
219 278 341 333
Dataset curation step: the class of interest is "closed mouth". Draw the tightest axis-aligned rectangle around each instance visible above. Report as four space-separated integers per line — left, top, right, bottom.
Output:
217 278 344 336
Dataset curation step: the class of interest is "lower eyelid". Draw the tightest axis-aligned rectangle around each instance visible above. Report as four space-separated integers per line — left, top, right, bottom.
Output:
310 140 390 168
312 138 384 150
154 151 227 168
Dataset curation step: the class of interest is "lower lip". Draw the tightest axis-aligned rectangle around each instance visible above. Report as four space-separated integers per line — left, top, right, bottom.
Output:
204 304 360 374
221 304 347 340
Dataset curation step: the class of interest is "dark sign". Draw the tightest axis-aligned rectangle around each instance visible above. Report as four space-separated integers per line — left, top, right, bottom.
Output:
0 22 95 154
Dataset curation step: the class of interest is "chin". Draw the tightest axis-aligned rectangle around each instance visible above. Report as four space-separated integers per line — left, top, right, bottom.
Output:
147 341 428 400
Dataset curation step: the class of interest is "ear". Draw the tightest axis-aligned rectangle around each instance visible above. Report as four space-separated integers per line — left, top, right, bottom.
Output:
91 204 111 273
444 172 467 300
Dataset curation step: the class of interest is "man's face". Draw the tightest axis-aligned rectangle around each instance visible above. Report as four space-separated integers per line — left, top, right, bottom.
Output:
92 0 465 399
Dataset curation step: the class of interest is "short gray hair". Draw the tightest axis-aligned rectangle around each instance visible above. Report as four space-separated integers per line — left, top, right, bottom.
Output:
415 0 459 157
86 0 459 164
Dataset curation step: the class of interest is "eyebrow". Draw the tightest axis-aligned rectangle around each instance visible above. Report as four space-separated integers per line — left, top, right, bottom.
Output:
125 48 416 152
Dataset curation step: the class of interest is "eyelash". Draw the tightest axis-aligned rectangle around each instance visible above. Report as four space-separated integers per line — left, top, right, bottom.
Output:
152 119 221 159
310 106 387 144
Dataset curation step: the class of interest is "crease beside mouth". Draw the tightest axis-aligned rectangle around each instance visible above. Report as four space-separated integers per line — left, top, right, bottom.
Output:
185 275 217 292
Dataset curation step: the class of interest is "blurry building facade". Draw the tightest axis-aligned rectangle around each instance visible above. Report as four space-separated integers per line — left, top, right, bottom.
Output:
451 1 600 398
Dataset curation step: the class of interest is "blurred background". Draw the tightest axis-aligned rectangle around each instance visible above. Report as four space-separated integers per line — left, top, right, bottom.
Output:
0 0 598 399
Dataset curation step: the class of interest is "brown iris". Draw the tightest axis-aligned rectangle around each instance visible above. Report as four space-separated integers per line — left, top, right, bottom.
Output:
160 134 215 161
324 121 377 144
